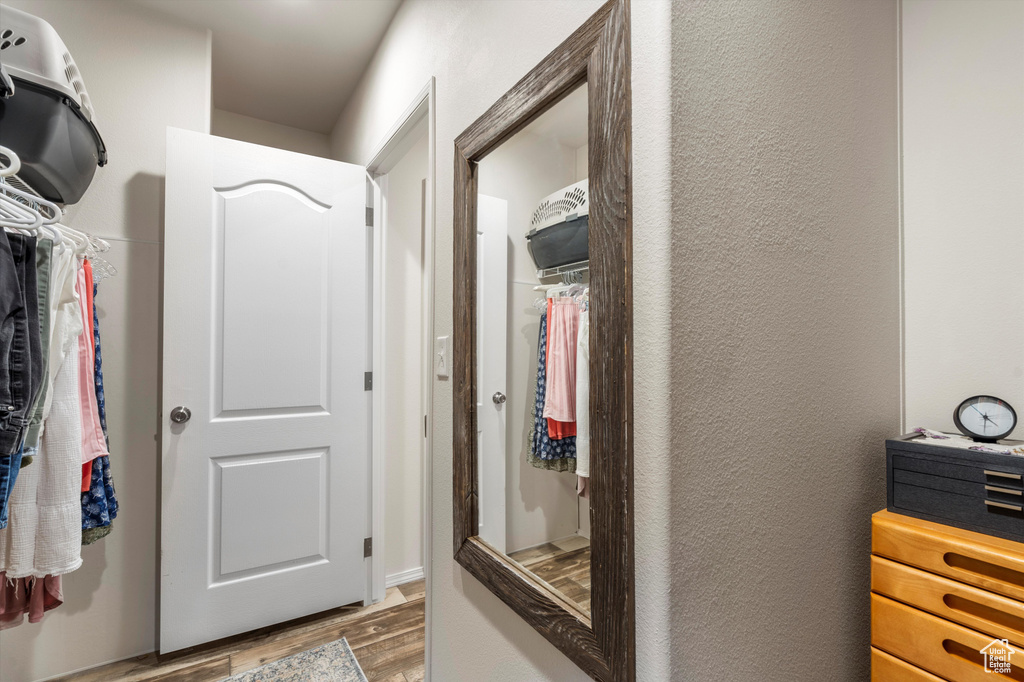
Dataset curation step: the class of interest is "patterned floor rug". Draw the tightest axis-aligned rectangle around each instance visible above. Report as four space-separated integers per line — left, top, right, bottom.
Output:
223 637 368 682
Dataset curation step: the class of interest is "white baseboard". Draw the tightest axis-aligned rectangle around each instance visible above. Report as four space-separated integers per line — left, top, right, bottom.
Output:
386 566 425 588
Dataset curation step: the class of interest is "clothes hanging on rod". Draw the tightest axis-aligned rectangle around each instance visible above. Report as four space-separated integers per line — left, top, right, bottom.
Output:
75 261 109 474
575 303 590 498
0 573 62 630
20 238 54 467
37 236 83 447
0 232 42 461
526 279 591 496
527 310 576 472
0 323 84 577
82 280 117 545
0 146 117 627
544 297 580 431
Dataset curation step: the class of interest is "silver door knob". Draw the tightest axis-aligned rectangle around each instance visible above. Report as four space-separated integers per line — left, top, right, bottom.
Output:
170 406 192 424
492 392 506 405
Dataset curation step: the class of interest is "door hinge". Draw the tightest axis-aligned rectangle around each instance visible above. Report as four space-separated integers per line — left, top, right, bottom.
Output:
364 537 373 558
364 371 373 391
365 206 374 227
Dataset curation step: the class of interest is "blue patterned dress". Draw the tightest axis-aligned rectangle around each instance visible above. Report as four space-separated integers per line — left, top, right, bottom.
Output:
527 311 576 471
81 281 118 543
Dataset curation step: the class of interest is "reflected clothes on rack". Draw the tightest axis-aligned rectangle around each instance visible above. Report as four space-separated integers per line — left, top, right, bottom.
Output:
545 297 578 436
528 311 576 472
526 280 591 496
575 307 590 497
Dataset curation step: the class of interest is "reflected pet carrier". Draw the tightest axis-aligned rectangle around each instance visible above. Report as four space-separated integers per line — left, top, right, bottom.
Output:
526 179 589 271
0 6 107 204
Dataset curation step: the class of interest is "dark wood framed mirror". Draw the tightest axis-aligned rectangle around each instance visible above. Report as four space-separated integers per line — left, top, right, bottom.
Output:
452 1 633 680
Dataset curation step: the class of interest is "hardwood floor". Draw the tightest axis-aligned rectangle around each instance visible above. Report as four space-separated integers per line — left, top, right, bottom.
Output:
508 535 591 614
58 580 426 682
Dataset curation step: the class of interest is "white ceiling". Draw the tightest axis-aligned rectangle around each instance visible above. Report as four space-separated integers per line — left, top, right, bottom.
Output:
137 0 401 134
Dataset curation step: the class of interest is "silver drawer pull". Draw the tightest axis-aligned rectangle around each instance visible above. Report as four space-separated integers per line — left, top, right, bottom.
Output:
984 469 1022 480
986 485 1024 496
985 499 1023 512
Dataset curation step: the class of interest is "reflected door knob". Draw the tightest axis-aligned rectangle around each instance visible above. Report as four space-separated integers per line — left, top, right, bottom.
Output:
170 406 192 424
492 392 506 405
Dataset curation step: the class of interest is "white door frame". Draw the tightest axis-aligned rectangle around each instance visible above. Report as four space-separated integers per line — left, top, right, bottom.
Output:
364 78 435 676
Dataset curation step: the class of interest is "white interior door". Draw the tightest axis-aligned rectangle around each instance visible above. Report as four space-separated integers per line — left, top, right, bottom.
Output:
476 195 508 553
161 128 370 653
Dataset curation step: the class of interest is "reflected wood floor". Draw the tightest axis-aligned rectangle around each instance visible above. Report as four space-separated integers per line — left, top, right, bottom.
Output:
57 580 425 682
508 535 591 614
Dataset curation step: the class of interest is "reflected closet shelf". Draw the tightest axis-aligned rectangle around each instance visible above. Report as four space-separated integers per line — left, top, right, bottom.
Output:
536 260 589 279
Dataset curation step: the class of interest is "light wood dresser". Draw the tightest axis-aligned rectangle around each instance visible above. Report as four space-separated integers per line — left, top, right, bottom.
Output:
872 509 1024 680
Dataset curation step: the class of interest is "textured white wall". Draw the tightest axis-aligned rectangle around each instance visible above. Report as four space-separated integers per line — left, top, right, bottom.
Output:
630 3 673 678
212 108 331 159
0 0 902 679
902 0 1024 434
667 1 899 679
382 132 428 583
330 0 678 679
0 1 211 680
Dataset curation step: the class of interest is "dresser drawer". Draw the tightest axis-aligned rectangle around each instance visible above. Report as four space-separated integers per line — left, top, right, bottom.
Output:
872 593 1024 681
893 482 1024 541
872 556 1024 648
872 646 946 681
895 468 1024 502
873 510 1024 603
893 453 1024 489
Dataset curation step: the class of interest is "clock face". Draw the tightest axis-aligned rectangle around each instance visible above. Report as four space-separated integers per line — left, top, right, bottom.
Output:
954 395 1017 442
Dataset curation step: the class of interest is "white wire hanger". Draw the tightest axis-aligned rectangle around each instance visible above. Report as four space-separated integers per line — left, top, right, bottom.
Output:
0 146 61 244
531 279 588 312
0 145 116 279
0 145 20 178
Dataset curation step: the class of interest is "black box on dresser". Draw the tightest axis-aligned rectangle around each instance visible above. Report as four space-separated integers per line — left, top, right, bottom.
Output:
887 432 1024 543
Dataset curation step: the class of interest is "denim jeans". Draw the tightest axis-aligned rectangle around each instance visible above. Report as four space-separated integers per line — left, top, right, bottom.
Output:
0 233 42 456
0 445 24 529
0 231 27 454
23 238 54 454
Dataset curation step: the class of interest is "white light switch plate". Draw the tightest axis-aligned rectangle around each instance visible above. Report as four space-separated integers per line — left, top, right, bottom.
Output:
436 336 450 379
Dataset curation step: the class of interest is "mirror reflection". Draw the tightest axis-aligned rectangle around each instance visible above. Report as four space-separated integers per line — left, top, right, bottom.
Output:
476 84 591 615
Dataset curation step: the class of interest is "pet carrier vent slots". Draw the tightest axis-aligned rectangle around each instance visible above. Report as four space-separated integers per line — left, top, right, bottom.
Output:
0 8 94 119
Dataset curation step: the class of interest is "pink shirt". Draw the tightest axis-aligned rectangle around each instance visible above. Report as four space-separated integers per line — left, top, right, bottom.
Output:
75 263 109 466
542 297 580 424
